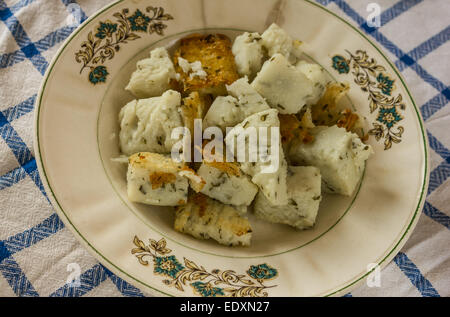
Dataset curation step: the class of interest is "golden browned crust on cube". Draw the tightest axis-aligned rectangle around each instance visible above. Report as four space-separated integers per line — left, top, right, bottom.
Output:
279 114 301 144
149 172 177 190
129 152 185 174
174 193 252 246
173 34 239 95
311 82 349 126
179 166 206 192
336 108 360 132
310 82 366 140
180 92 212 138
129 152 205 192
204 161 241 177
279 113 314 146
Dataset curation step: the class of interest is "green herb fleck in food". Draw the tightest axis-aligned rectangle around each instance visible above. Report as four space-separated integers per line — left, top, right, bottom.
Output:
139 185 147 195
157 136 164 146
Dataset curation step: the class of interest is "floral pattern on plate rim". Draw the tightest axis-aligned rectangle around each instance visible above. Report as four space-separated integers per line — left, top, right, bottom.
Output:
332 50 405 150
132 236 278 297
75 7 173 85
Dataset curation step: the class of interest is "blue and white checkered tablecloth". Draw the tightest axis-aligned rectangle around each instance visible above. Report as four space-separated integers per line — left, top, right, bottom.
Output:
0 0 448 297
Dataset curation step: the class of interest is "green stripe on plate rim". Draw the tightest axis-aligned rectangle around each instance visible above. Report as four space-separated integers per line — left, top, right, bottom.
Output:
34 0 428 297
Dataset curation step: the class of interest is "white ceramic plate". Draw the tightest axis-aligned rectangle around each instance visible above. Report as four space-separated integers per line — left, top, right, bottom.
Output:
34 0 429 297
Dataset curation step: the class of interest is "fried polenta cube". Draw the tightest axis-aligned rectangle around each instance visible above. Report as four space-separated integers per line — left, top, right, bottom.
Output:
173 34 240 95
127 152 189 206
127 152 205 205
288 126 373 196
174 193 252 246
197 161 258 208
254 166 322 230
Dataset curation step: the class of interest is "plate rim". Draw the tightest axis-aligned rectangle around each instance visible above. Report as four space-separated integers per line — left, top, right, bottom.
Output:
33 0 430 297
